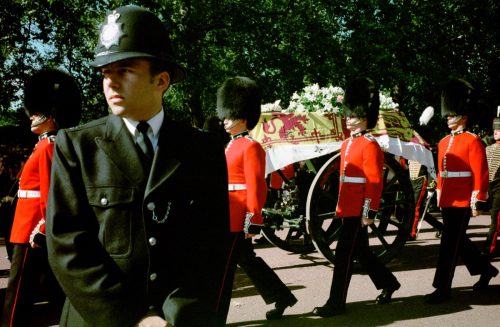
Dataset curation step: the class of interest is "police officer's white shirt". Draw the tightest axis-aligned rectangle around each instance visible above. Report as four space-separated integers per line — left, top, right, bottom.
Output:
122 109 163 151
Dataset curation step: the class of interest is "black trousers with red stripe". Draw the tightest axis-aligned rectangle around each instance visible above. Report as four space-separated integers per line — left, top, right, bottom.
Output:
433 207 493 291
238 235 294 305
1 243 63 327
325 218 400 309
216 232 294 324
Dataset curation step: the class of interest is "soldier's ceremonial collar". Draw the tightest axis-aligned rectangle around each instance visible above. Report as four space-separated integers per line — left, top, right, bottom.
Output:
38 131 57 141
231 131 249 140
450 128 465 136
351 130 367 138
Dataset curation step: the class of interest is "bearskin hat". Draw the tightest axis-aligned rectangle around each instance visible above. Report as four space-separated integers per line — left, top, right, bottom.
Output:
216 76 261 130
343 77 380 129
24 68 82 129
440 78 475 117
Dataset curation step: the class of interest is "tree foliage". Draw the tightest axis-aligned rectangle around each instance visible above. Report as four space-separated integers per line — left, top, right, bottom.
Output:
0 0 498 145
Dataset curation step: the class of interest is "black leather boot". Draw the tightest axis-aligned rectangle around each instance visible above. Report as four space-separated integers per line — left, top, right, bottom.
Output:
424 288 451 304
376 282 401 304
312 304 345 318
265 293 297 320
473 265 499 291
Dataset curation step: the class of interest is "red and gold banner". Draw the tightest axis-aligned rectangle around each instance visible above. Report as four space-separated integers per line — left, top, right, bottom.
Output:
253 112 346 150
252 110 435 177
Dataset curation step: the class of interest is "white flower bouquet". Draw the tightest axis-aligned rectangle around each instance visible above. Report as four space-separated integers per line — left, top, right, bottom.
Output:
286 84 344 114
261 99 283 113
379 91 399 111
260 84 398 114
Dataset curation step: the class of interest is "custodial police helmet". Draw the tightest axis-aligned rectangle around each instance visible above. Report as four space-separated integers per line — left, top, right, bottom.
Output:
91 5 186 83
343 77 380 129
216 76 262 130
440 78 475 117
24 68 82 129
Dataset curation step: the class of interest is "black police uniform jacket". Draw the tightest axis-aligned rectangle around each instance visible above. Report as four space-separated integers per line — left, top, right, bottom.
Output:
46 114 231 327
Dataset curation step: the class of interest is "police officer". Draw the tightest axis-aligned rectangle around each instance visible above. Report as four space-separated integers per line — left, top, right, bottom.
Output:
482 117 500 257
1 68 82 327
425 79 498 304
45 5 232 327
313 77 401 318
216 76 297 322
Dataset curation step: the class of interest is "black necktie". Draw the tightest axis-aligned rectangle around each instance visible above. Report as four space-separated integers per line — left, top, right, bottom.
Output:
136 121 154 162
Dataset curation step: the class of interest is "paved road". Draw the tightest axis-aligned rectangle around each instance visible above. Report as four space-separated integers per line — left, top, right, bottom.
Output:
1 214 499 326
226 214 500 327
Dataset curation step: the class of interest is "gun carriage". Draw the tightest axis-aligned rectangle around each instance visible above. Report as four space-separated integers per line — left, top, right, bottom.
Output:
254 108 435 264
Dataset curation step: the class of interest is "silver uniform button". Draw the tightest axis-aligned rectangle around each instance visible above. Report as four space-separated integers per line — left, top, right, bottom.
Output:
149 273 157 281
147 202 155 211
100 197 108 206
148 237 157 246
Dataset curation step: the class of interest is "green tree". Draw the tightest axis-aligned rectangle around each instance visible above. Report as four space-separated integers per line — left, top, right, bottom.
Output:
0 0 498 147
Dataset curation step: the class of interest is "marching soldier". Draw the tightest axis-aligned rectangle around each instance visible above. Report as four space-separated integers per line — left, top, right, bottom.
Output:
425 78 498 304
313 77 401 318
1 68 82 326
482 117 500 257
216 76 297 322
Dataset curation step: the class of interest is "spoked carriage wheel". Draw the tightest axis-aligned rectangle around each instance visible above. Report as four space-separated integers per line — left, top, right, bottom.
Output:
261 209 315 253
261 156 330 254
305 152 414 264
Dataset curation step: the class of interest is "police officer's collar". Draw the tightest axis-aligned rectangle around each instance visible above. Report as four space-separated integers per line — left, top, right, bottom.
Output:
39 131 57 141
122 109 164 138
450 128 465 136
351 130 368 138
231 131 249 140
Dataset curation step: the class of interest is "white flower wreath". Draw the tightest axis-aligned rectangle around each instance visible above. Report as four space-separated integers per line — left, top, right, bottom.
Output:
261 84 398 114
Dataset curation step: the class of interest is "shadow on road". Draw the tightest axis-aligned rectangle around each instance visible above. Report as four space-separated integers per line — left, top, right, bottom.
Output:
253 229 499 276
227 286 500 327
231 225 500 327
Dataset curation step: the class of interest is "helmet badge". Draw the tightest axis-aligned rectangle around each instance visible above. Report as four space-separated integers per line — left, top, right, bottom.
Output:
100 11 125 49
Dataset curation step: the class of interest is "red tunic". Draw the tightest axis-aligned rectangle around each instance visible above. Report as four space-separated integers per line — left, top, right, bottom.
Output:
269 163 294 189
336 133 384 218
437 131 488 208
225 135 268 232
10 136 54 243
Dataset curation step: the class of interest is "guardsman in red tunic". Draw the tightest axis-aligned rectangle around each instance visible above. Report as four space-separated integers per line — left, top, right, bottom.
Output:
1 68 82 327
215 76 297 322
425 78 498 304
313 77 400 318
